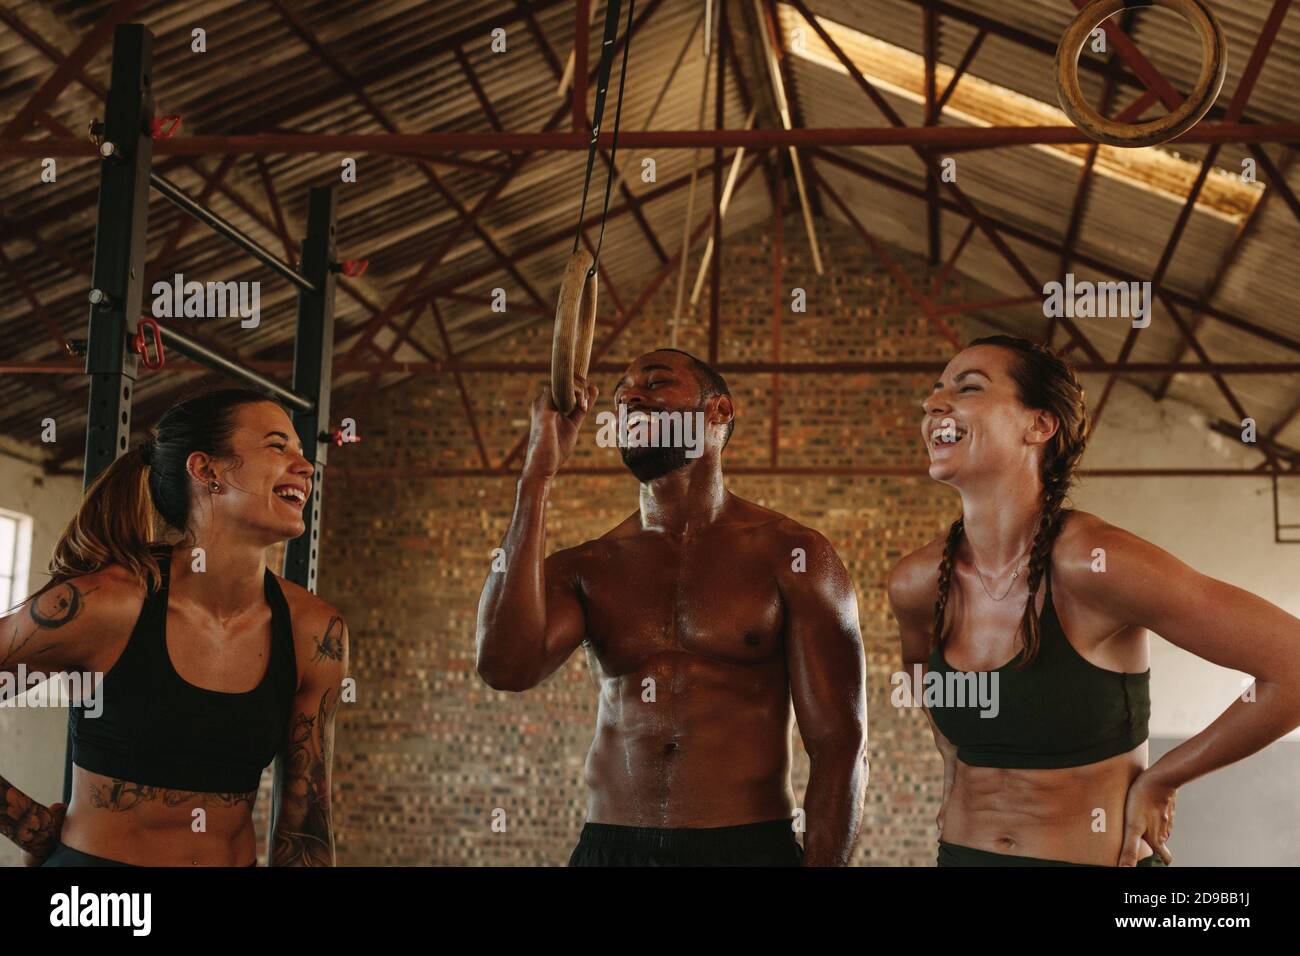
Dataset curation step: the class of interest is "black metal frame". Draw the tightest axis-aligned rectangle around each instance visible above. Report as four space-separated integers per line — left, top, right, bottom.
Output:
285 188 338 592
68 24 339 801
81 25 152 493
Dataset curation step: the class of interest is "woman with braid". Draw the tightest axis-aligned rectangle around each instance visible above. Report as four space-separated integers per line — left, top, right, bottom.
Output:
887 335 1300 867
0 389 348 866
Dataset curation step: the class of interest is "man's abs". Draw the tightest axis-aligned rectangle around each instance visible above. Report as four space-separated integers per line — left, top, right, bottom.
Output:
584 650 795 828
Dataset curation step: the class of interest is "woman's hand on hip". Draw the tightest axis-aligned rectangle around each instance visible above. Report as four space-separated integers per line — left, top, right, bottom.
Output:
1119 771 1176 866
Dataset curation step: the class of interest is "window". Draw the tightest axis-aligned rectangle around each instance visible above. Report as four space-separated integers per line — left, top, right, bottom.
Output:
0 508 33 610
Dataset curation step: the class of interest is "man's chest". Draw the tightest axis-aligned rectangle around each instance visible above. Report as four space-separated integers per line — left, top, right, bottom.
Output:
577 536 787 671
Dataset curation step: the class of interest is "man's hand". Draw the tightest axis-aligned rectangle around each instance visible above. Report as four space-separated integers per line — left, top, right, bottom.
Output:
522 383 598 482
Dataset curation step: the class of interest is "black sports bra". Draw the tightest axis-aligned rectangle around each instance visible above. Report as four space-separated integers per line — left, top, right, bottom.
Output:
926 566 1150 769
70 550 298 793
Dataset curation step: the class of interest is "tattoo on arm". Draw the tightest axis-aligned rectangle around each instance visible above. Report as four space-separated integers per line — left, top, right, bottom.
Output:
1 777 59 855
1 582 97 669
311 617 345 663
29 583 89 629
272 688 337 866
0 622 21 671
87 780 256 812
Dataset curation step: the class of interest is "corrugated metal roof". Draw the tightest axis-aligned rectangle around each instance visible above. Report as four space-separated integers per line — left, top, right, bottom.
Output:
1 0 1297 460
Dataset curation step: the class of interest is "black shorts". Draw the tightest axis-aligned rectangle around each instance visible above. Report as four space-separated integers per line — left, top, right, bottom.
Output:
568 819 804 867
39 842 257 867
41 843 137 867
937 841 1168 867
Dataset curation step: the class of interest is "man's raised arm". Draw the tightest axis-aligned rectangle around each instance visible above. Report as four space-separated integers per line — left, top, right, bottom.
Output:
475 384 596 692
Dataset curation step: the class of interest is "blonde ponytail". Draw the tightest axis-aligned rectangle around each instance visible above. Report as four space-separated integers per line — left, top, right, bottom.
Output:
49 446 161 590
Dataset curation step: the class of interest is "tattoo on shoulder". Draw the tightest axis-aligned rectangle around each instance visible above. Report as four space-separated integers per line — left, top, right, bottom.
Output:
88 780 256 812
2 582 96 668
311 617 345 664
29 582 96 630
0 623 32 670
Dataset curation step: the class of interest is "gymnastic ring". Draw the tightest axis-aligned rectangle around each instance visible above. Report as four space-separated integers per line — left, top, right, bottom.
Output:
1055 0 1227 148
550 249 598 414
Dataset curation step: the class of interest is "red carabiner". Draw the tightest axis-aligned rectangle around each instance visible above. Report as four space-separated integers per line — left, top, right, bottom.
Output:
340 259 369 277
151 115 182 140
133 317 165 370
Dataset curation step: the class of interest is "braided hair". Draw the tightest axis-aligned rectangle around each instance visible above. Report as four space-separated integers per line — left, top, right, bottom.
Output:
931 335 1090 667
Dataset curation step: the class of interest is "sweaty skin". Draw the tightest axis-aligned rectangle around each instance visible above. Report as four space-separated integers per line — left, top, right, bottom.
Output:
560 499 850 827
890 527 1149 866
890 343 1300 866
476 351 868 865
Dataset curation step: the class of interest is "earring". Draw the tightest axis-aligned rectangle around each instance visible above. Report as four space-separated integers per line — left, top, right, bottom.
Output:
208 480 221 493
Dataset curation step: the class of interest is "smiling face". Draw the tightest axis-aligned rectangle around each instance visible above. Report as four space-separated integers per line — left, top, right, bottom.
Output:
921 345 1057 487
610 350 732 482
190 401 314 543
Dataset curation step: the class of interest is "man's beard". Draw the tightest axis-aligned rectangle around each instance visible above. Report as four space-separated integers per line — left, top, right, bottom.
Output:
620 441 690 483
618 402 703 483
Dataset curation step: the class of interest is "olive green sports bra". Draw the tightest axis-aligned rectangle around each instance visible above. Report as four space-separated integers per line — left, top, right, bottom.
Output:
926 566 1150 769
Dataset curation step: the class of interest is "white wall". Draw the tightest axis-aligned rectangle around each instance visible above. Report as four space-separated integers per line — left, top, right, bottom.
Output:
0 445 83 867
1072 381 1300 741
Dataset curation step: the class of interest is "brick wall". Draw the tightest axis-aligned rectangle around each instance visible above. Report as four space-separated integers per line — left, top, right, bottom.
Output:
319 217 985 865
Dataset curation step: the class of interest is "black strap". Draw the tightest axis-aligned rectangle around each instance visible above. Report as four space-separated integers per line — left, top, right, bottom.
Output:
571 0 636 272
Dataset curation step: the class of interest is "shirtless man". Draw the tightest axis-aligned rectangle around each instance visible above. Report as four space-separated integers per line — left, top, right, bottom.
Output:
475 349 868 866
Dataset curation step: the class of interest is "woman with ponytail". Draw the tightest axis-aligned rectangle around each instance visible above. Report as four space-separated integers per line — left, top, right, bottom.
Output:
0 388 348 866
887 335 1300 867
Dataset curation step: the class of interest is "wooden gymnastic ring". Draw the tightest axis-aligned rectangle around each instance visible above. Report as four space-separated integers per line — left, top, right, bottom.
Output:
1055 0 1227 148
550 249 598 414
